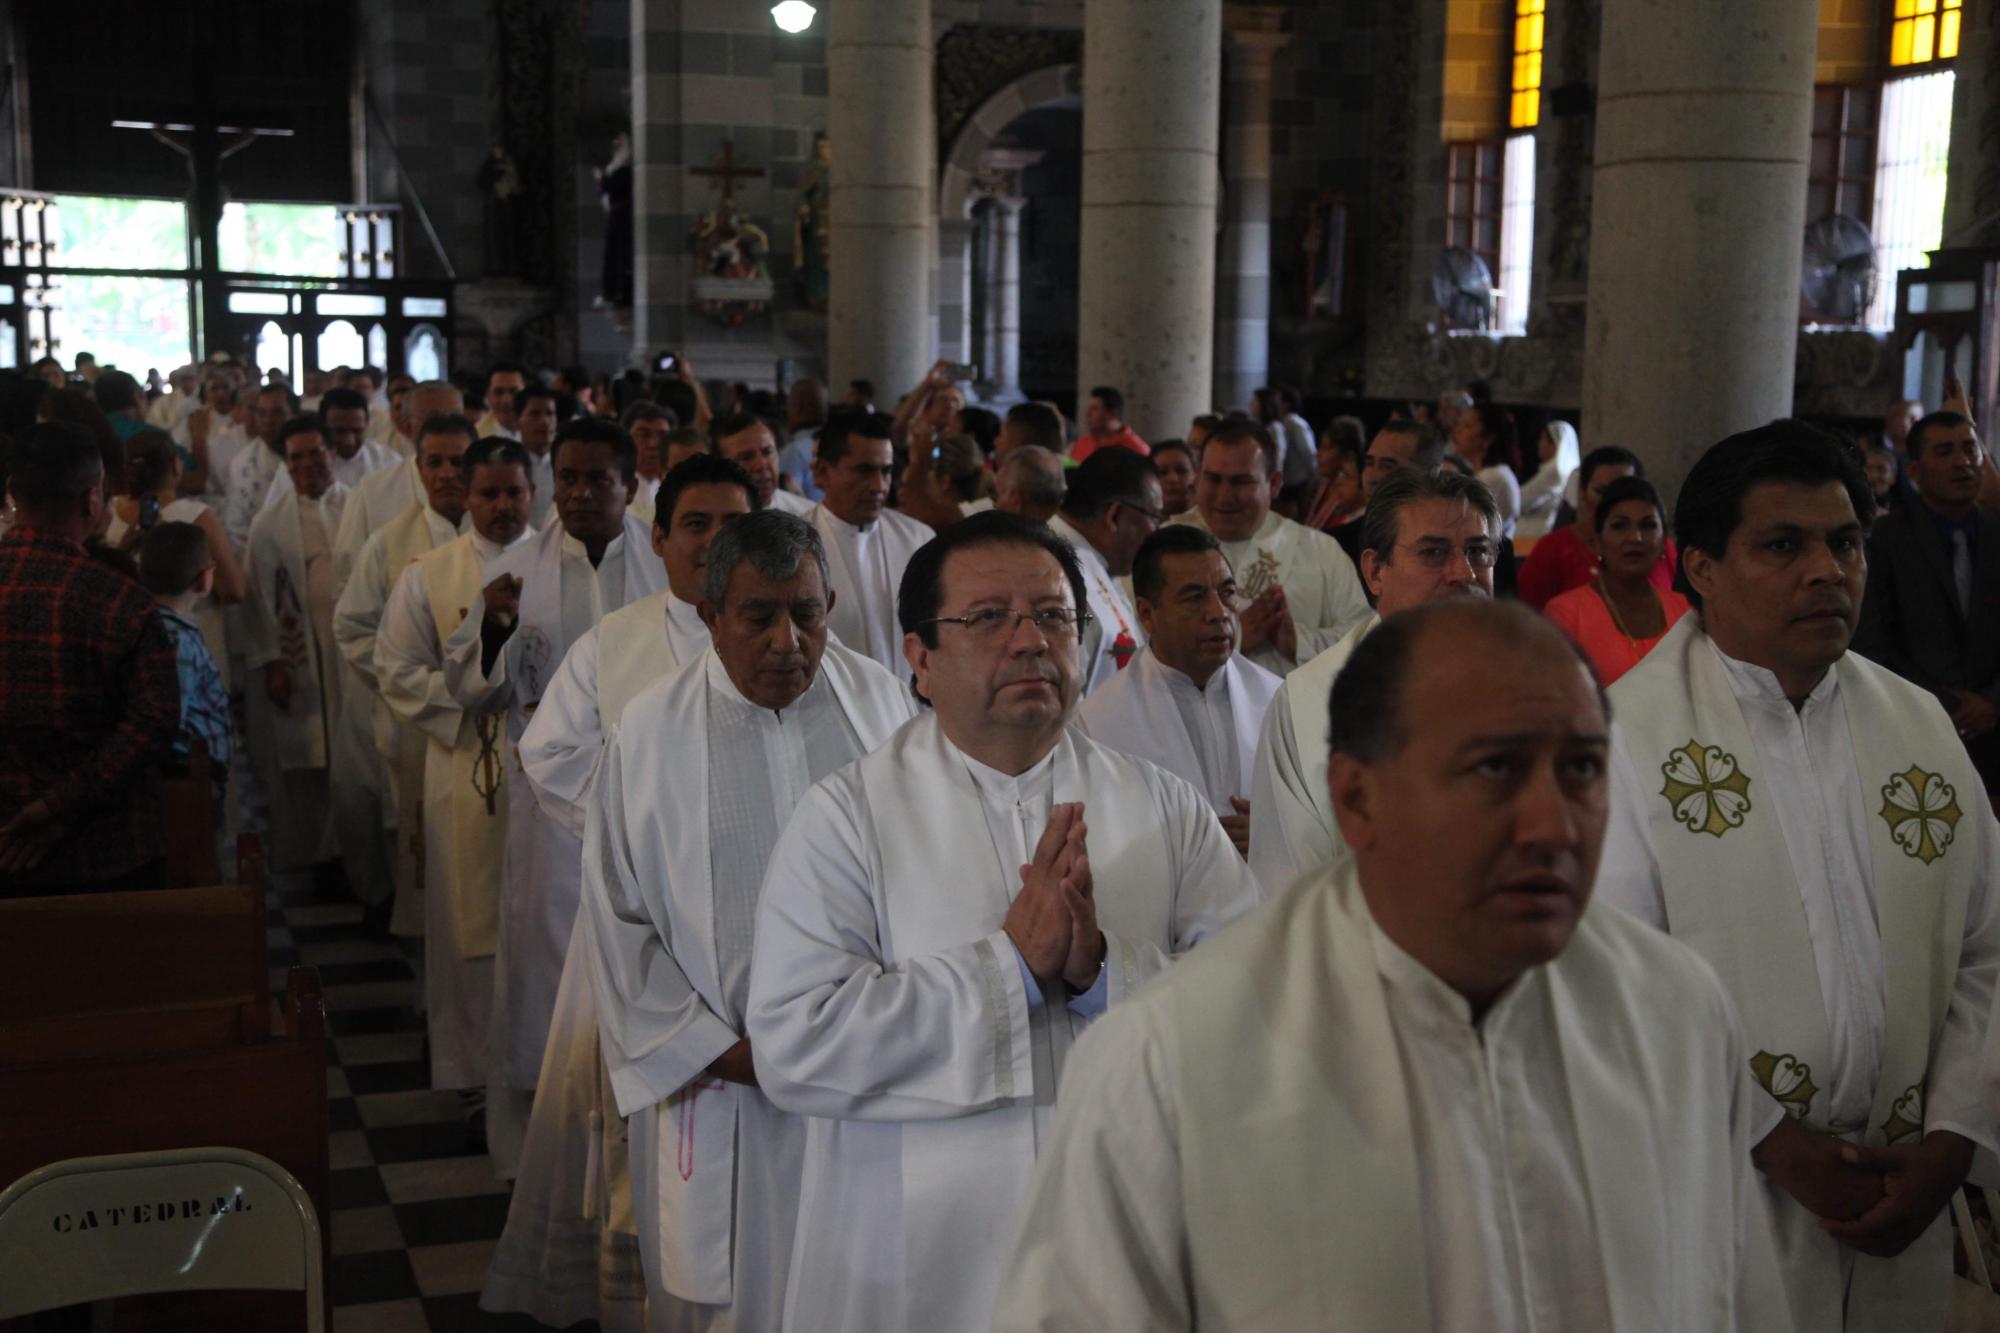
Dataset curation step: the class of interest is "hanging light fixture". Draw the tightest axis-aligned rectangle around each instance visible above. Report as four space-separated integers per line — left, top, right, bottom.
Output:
770 1 816 34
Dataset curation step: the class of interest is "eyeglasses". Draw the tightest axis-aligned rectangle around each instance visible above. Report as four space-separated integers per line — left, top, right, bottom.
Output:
921 606 1092 639
1395 539 1498 570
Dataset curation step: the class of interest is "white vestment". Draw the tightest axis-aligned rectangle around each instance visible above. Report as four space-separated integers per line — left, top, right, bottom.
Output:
808 502 932 672
990 867 1793 1331
523 445 555 530
628 476 660 526
767 487 815 517
482 589 711 1331
333 458 424 589
745 716 1264 1333
1047 516 1145 695
1076 645 1280 820
242 483 351 870
334 502 467 931
376 526 532 1087
518 590 709 838
585 645 916 1331
1168 509 1371 676
1247 614 1378 894
1600 619 1999 1331
221 438 283 555
451 515 666 1101
176 413 248 502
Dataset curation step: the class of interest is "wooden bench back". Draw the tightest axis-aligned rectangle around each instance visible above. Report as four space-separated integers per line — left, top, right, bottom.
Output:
0 968 330 1332
0 879 269 1060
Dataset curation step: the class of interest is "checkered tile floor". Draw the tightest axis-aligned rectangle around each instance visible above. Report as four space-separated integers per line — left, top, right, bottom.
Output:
267 883 599 1332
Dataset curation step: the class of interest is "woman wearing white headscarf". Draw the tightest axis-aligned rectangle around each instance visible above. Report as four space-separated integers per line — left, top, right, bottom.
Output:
1516 419 1580 542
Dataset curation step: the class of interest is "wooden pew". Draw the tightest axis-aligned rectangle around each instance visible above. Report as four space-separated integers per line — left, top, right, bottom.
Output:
158 742 220 889
0 967 330 1332
0 875 271 1065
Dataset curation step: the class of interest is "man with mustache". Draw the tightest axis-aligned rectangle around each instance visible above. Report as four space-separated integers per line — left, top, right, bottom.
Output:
1599 421 2000 1331
569 511 915 1332
1077 525 1281 858
1169 416 1371 677
375 437 537 1109
1853 411 2000 791
451 418 666 1174
1249 467 1500 893
333 380 466 587
334 412 482 937
746 511 1263 1333
805 409 932 672
992 600 1792 1331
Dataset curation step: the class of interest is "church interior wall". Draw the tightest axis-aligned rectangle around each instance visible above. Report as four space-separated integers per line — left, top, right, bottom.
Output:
357 0 495 284
1010 106 1082 405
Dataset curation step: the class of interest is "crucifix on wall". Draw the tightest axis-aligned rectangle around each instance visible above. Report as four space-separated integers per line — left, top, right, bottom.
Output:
689 140 775 326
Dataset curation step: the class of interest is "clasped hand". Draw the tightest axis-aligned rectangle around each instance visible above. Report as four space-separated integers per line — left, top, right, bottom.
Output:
1756 1116 1974 1258
1003 802 1104 995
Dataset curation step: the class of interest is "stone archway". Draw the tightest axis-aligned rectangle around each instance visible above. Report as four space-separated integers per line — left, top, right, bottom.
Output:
936 63 1080 392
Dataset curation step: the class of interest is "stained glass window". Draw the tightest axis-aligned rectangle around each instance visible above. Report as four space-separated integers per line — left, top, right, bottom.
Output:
1510 0 1545 130
1890 0 1964 67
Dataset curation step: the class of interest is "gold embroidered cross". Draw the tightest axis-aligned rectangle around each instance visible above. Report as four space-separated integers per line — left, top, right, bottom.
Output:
1660 739 1752 838
1879 764 1961 865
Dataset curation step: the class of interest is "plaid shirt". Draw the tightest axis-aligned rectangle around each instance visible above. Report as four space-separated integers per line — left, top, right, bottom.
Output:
0 527 180 886
158 606 232 794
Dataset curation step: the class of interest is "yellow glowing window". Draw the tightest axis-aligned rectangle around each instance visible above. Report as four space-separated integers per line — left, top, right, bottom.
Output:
1510 0 1546 129
1891 0 1964 66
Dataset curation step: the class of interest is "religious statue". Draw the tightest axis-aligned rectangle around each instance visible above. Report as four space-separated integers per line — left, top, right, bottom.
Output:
476 145 523 278
596 131 634 312
793 130 830 312
688 142 774 327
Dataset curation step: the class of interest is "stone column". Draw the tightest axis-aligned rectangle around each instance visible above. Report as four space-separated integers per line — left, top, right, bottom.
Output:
1214 8 1288 415
1582 0 1818 501
939 217 977 364
1078 0 1223 442
979 202 1001 382
976 147 1044 405
989 196 1029 403
828 0 935 401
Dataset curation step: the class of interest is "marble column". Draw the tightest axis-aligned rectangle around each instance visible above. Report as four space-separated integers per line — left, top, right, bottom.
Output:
1215 8 1288 416
1078 0 1223 442
979 201 1001 384
1581 0 1817 502
828 0 934 399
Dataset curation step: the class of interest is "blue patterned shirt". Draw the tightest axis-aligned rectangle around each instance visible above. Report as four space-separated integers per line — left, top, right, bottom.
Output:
158 606 232 790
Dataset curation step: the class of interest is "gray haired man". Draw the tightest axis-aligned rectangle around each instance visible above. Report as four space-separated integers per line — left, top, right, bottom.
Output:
578 510 916 1330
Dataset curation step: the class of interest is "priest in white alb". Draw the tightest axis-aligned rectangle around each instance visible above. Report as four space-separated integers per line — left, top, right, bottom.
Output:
807 409 932 672
1078 524 1279 858
375 438 536 1097
1598 423 2000 1331
241 416 351 878
1249 467 1500 893
478 455 755 1328
1168 416 1370 676
746 512 1264 1333
516 453 757 837
333 411 481 936
334 381 462 583
994 599 1793 1331
449 419 665 1171
1046 449 1159 694
578 511 916 1332
714 409 815 515
265 386 402 510
220 385 295 555
514 383 561 530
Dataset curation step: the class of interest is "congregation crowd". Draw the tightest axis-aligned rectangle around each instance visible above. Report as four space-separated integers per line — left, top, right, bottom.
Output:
3 346 1998 1331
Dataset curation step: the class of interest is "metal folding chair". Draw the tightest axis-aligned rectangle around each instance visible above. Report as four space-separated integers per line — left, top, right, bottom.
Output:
0 1147 322 1331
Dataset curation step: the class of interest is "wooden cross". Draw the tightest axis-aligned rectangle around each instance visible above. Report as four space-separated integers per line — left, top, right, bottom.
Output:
692 141 765 206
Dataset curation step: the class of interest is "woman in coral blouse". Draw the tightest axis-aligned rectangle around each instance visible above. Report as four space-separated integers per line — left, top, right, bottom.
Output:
1544 475 1691 685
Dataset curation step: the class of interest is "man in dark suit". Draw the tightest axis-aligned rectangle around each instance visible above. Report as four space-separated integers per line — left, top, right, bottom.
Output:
1853 410 2000 789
